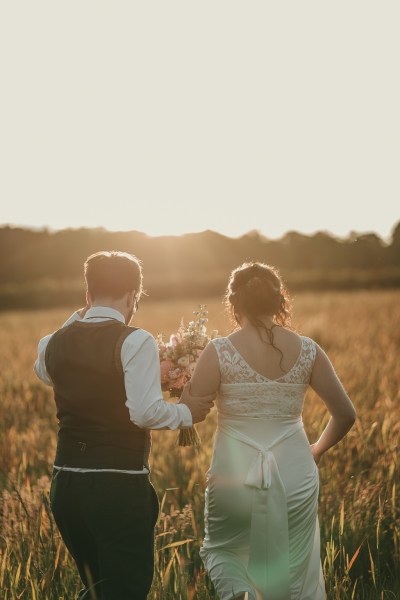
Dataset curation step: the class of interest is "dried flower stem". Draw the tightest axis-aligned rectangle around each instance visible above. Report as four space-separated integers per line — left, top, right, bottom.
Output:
177 426 201 447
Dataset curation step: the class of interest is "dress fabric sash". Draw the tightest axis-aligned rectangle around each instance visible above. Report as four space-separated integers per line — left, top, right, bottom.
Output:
217 420 304 600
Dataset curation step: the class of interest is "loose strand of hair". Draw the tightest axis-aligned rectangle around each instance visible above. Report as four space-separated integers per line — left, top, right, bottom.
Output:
251 316 286 374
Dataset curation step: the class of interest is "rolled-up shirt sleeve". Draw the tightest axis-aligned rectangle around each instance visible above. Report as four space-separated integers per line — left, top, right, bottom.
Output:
122 331 193 430
34 334 54 386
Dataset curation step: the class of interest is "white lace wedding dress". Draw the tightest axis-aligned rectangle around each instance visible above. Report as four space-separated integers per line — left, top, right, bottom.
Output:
200 336 326 600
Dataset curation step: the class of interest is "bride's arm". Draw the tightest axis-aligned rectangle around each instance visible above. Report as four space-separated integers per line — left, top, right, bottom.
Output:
177 342 220 424
309 344 357 464
189 342 221 396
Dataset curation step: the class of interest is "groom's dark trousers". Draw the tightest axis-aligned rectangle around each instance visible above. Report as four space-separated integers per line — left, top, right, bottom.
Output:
45 319 160 599
50 470 159 600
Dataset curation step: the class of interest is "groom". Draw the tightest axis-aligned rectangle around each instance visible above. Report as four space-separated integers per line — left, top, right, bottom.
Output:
34 250 214 600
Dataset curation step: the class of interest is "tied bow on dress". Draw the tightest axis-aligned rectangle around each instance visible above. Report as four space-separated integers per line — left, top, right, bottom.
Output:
245 448 274 489
218 421 304 600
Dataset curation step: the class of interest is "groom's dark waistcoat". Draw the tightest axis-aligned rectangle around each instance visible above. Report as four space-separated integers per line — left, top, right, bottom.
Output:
45 320 149 470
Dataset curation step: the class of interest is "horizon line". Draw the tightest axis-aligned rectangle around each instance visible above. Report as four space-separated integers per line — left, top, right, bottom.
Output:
1 220 398 245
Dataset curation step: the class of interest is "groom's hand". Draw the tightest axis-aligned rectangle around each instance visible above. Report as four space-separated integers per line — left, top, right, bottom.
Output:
179 382 215 424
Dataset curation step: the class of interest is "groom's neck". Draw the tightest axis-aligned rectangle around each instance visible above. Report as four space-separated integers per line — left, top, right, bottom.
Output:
91 296 129 322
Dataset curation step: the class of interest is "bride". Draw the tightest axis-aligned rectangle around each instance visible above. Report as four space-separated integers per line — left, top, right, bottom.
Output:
188 262 356 600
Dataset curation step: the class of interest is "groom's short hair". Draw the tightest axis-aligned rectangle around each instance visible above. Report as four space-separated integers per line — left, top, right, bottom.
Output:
84 251 143 300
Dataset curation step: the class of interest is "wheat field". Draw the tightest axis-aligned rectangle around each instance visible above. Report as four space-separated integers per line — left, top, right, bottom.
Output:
0 291 399 599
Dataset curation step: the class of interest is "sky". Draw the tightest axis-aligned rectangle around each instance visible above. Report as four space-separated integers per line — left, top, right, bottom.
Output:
0 2 399 241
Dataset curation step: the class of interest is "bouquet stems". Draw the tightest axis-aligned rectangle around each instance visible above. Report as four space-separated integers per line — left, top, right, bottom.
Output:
157 305 217 449
177 426 201 447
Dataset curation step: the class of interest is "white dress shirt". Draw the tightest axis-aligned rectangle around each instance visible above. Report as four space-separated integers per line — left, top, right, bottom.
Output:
34 306 192 474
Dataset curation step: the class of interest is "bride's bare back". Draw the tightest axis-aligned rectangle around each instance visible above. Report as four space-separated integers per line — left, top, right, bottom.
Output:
227 325 303 382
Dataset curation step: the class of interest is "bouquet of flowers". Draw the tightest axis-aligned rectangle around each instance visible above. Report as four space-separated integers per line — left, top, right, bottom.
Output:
156 305 218 446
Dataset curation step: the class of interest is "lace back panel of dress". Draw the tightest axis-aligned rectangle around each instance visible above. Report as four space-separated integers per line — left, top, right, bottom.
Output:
212 336 316 385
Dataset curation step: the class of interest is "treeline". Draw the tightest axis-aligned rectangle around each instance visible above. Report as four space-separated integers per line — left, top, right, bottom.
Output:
1 222 400 309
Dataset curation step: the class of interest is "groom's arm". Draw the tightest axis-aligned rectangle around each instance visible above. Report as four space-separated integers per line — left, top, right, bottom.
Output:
33 309 85 386
122 330 196 430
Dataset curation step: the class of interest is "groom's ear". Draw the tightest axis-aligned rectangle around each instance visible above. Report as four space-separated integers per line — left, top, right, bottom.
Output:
126 290 135 308
86 290 93 307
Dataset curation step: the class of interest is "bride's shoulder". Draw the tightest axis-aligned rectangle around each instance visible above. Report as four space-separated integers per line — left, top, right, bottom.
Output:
208 336 233 358
278 327 315 345
297 332 318 349
300 334 317 345
211 334 229 342
296 333 319 364
276 329 318 362
273 327 302 345
210 336 229 348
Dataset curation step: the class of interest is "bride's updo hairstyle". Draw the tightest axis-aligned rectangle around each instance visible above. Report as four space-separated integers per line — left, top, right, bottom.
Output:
225 262 292 371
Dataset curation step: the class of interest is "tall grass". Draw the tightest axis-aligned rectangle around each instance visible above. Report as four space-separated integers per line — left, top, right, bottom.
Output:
0 291 399 598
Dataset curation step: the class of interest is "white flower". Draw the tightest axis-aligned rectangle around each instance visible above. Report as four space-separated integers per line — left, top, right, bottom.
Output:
177 355 190 367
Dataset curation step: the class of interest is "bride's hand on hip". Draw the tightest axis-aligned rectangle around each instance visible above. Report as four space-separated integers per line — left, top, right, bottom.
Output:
310 443 323 465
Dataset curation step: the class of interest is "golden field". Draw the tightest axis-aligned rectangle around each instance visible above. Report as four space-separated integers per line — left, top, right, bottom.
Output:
0 291 399 599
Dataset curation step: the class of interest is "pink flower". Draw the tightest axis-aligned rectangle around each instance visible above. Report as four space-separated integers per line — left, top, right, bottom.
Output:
169 334 179 347
171 374 186 389
160 360 175 384
169 367 181 380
